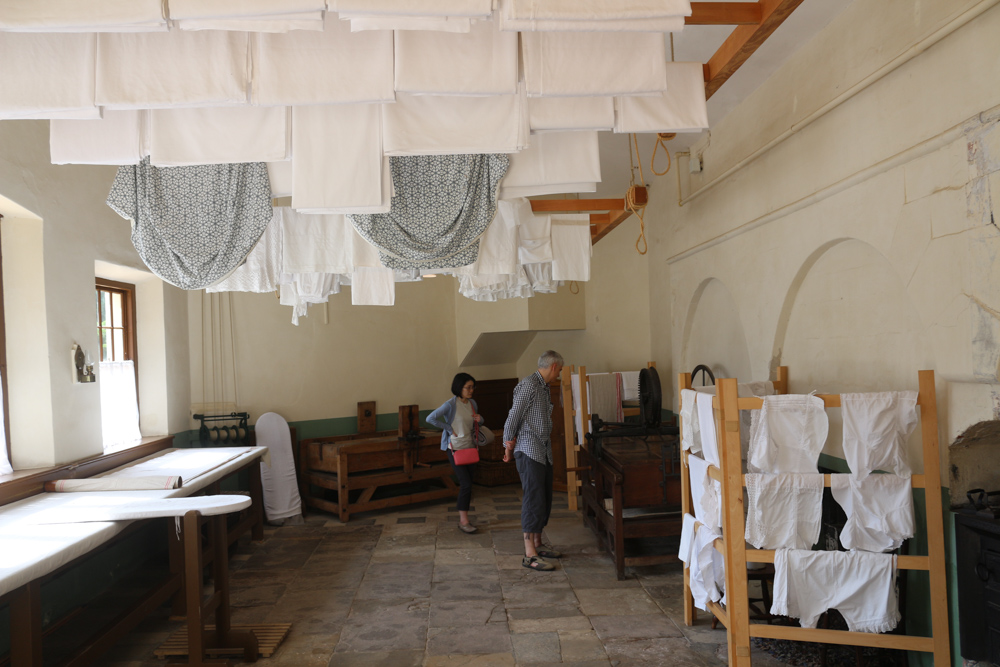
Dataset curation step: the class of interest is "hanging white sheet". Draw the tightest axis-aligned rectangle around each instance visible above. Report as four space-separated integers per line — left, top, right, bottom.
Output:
351 267 396 306
518 211 552 265
207 207 283 294
500 15 685 32
744 473 823 550
291 104 389 213
830 473 915 552
394 18 518 96
149 106 288 166
330 0 492 16
278 273 342 325
521 31 667 97
99 361 143 452
251 13 394 105
382 91 528 155
0 0 166 32
687 453 722 531
695 391 720 467
254 412 302 522
841 391 918 480
501 0 691 21
97 31 250 109
500 131 601 199
50 110 145 165
0 32 96 120
168 0 325 32
748 394 828 474
174 14 323 32
528 96 615 133
614 63 709 133
281 209 356 275
267 161 292 197
343 15 471 32
550 214 591 281
472 204 519 276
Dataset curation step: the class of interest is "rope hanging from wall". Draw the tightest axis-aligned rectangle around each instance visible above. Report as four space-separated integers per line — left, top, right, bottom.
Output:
627 133 649 255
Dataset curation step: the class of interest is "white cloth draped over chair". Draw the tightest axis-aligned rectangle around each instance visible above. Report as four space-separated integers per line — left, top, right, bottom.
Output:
100 361 142 452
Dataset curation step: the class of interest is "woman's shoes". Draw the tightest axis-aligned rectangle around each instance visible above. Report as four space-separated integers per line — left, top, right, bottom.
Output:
522 556 555 571
458 522 478 534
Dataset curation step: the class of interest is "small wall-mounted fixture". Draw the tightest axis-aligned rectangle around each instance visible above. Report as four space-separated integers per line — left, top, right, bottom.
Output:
689 154 703 174
72 344 95 383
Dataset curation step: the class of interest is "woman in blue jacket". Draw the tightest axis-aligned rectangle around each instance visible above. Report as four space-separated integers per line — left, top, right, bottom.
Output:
427 372 482 533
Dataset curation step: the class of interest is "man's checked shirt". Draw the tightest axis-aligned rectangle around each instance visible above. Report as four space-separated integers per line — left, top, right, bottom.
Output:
503 371 553 465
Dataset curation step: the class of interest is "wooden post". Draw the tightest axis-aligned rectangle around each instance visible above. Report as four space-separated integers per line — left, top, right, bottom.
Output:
917 370 951 666
773 365 788 394
717 378 751 667
9 581 42 667
677 372 697 626
561 366 579 510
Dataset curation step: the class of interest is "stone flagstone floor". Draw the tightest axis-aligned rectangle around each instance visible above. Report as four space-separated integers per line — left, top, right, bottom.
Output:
103 484 793 666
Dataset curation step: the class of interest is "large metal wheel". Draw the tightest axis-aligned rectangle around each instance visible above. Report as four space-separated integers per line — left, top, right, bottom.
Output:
639 367 662 428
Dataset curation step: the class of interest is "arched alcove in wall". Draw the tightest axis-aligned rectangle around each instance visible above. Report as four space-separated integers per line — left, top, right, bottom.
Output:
774 238 935 467
681 277 752 386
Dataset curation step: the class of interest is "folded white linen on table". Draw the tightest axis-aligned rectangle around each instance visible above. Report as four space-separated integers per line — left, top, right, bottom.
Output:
50 110 145 165
0 32 96 119
550 215 591 281
24 495 251 525
528 96 615 132
0 0 166 32
841 391 918 480
680 388 700 453
518 211 552 264
208 208 282 293
831 474 915 552
748 394 828 473
500 131 601 199
502 0 691 20
472 203 519 276
614 63 709 133
521 31 667 97
97 31 249 109
344 14 471 32
292 104 388 213
695 391 720 467
744 473 823 550
252 13 394 105
351 267 396 306
50 476 183 492
330 0 492 16
267 161 292 197
382 91 528 155
687 453 722 531
772 549 900 633
149 106 288 166
281 209 355 275
394 19 518 96
168 0 324 32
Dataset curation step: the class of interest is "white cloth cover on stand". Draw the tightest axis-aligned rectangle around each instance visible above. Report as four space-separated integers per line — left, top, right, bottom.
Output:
500 131 601 199
150 106 288 166
50 110 145 165
252 13 394 105
97 31 249 109
99 361 142 451
521 31 667 97
528 96 614 132
207 207 283 293
292 104 389 213
394 19 518 96
382 91 528 155
351 267 395 306
0 0 166 32
330 0 492 16
550 214 591 281
0 32 96 119
614 63 709 133
254 412 302 522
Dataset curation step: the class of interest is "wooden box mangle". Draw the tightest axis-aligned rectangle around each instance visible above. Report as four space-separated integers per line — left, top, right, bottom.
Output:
298 403 457 522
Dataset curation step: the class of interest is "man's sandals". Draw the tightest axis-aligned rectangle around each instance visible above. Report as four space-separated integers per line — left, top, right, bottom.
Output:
522 556 555 571
536 547 562 559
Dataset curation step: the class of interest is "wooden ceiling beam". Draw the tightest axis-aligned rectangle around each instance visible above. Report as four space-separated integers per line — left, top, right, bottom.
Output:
703 0 806 99
686 2 761 26
591 210 632 244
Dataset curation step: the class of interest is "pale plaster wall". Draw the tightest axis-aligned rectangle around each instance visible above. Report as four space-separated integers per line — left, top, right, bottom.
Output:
647 0 1000 486
0 120 191 467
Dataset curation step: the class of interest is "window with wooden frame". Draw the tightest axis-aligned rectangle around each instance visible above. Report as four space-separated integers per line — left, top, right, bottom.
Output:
96 278 137 366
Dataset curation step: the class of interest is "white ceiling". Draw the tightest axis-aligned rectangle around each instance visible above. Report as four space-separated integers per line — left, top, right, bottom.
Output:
592 0 852 199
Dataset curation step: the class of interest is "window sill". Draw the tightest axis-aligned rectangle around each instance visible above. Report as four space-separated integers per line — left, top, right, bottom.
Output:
0 435 174 506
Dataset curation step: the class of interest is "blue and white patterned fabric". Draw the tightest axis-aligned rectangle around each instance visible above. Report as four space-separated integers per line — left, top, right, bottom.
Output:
349 153 509 271
106 157 272 290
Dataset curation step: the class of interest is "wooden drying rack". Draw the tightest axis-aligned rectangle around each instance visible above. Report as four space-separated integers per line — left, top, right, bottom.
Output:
529 188 643 246
677 367 950 666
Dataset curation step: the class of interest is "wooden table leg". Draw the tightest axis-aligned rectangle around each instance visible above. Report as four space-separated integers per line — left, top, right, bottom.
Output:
10 580 42 667
167 519 187 618
249 458 264 542
205 514 258 663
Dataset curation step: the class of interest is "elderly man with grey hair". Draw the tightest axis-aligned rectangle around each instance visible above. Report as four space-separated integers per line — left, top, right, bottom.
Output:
502 350 565 571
